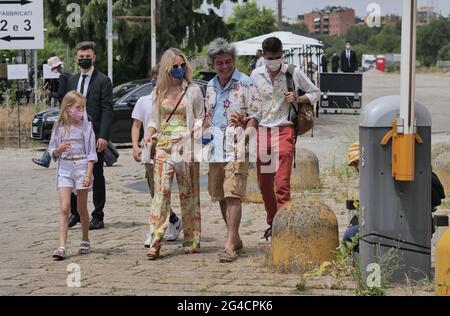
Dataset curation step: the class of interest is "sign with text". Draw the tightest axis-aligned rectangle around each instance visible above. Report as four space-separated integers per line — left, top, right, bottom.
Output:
7 64 28 80
0 0 44 49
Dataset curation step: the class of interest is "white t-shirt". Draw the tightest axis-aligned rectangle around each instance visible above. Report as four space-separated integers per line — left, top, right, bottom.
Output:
131 94 153 138
132 94 153 164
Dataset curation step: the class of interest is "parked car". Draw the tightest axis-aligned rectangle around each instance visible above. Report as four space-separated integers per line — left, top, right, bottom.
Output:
30 79 208 143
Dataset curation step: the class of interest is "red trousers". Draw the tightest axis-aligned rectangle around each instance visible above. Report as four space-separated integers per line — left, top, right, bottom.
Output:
257 125 296 226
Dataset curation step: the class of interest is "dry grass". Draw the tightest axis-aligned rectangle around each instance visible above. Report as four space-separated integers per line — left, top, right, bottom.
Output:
0 104 45 148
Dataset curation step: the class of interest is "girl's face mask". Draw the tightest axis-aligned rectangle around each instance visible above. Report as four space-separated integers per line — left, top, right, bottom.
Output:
68 107 84 121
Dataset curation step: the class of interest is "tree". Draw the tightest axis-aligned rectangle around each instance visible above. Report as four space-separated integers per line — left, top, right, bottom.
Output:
284 23 309 35
345 24 379 46
438 43 450 61
417 20 450 66
44 0 243 84
227 0 277 42
366 25 401 54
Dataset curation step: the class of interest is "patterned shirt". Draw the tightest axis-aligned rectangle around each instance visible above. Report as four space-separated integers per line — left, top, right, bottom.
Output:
206 69 261 162
250 64 320 128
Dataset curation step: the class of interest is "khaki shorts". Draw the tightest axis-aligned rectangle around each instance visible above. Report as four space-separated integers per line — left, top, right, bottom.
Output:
208 162 249 202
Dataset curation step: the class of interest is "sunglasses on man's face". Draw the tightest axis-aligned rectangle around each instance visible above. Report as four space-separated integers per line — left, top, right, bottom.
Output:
172 63 186 70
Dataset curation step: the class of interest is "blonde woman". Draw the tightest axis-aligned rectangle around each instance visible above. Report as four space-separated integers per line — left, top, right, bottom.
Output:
48 91 98 260
145 48 204 259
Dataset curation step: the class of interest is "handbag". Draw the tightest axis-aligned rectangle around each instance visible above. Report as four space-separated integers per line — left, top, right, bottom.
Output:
150 87 188 159
286 64 314 136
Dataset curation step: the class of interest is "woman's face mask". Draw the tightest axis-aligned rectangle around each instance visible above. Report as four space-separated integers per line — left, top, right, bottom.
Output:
170 67 185 80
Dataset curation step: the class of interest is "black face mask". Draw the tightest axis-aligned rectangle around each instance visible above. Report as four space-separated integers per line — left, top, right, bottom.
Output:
78 58 93 69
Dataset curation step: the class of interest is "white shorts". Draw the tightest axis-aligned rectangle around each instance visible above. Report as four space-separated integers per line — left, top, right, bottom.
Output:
57 159 93 191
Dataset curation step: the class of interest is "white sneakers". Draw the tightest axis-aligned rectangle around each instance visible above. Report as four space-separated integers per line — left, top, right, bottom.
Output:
144 233 152 248
144 217 183 247
166 217 183 241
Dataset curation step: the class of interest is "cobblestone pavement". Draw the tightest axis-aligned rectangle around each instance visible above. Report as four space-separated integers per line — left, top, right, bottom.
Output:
0 147 438 296
0 148 313 296
2 71 449 296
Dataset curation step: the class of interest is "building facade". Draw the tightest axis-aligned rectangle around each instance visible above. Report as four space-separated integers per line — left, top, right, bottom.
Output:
304 7 355 36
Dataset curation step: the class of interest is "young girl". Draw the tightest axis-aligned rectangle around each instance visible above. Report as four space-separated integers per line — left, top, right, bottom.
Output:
48 90 98 260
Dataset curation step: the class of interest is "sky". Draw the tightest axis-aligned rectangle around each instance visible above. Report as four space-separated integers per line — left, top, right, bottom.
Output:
203 0 450 19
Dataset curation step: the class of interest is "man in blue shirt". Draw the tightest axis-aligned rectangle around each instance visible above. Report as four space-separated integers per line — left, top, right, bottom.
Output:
205 38 261 262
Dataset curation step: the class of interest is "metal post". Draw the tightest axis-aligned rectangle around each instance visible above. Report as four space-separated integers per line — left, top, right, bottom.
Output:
17 82 21 148
107 0 113 83
277 0 282 30
151 0 157 68
400 0 417 135
33 50 38 107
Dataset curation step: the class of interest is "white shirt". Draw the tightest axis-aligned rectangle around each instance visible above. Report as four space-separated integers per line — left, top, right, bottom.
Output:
255 56 266 68
250 64 320 128
131 94 153 138
77 67 94 97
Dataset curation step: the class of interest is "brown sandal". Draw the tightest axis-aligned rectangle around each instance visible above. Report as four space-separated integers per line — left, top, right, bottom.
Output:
219 248 238 263
147 240 161 260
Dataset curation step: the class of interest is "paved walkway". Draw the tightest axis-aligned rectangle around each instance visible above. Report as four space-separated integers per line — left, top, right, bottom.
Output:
0 147 438 296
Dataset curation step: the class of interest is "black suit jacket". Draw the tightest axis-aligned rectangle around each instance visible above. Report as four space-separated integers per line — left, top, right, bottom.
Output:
50 71 71 102
68 68 113 141
341 50 358 72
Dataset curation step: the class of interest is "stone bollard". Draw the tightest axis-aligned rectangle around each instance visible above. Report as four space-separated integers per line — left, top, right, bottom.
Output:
291 148 320 191
245 148 320 203
272 200 339 271
432 151 450 198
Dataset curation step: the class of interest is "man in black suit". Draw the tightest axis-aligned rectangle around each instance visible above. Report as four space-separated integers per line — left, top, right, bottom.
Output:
32 56 72 168
67 41 113 230
340 40 358 73
331 53 340 73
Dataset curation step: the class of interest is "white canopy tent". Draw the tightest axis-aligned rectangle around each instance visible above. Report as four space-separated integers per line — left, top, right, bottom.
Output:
233 31 324 83
233 31 323 56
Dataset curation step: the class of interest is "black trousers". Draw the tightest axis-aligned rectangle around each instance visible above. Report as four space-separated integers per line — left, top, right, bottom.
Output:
71 151 106 220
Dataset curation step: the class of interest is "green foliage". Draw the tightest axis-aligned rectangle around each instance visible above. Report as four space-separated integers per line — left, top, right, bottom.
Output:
295 276 307 293
235 56 252 76
366 25 401 54
227 0 277 41
438 43 450 61
345 24 379 46
318 34 345 58
0 50 18 62
284 23 309 35
417 20 450 66
319 24 401 68
354 247 402 296
44 0 242 85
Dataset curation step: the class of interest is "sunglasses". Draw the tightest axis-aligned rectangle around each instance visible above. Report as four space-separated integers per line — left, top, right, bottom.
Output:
172 63 186 70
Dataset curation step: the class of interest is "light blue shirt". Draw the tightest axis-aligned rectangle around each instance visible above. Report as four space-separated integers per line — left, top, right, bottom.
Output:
206 69 261 162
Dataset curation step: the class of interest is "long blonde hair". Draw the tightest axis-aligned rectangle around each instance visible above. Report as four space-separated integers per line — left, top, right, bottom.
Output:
155 48 193 111
55 90 86 135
